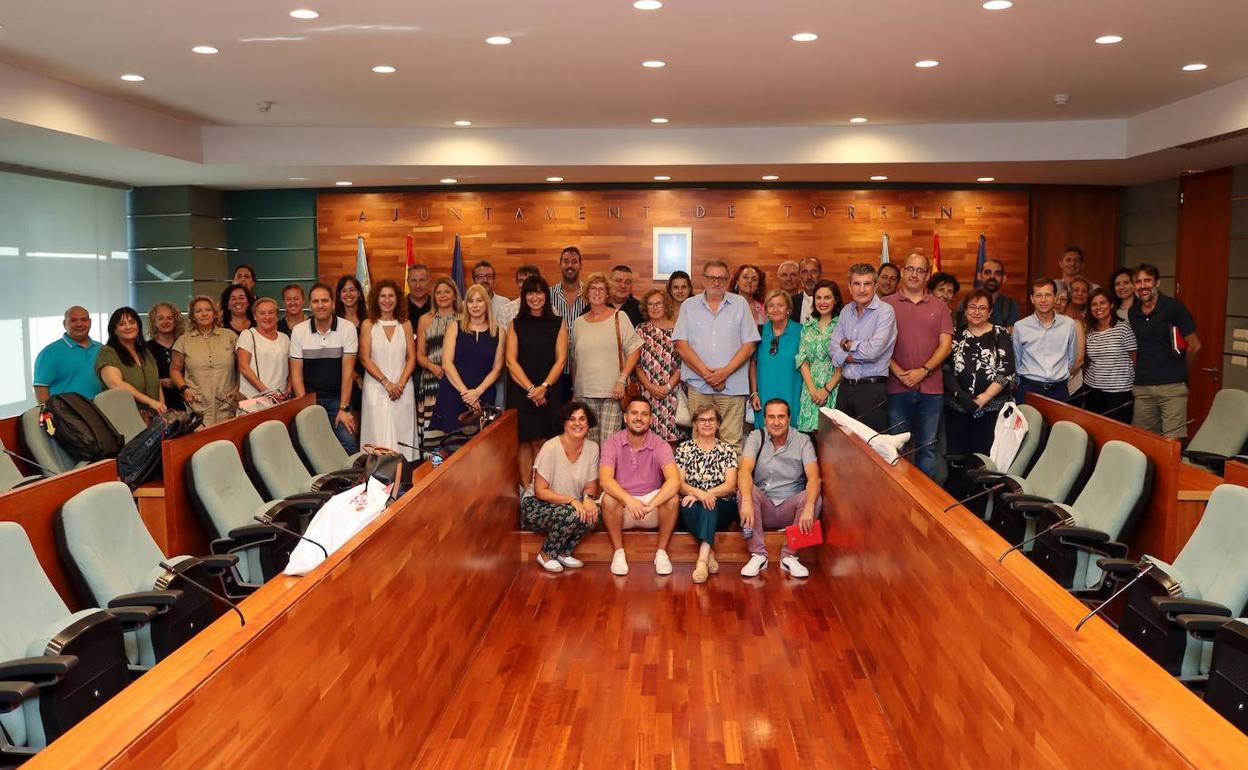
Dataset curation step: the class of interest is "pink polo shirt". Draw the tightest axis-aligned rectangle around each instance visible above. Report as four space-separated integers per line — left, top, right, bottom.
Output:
600 429 675 496
883 291 954 395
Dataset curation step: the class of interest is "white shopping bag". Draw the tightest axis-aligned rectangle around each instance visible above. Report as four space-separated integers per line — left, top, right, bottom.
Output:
283 476 392 576
989 402 1028 473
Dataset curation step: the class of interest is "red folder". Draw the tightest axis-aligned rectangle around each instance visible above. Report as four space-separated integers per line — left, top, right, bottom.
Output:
784 520 824 550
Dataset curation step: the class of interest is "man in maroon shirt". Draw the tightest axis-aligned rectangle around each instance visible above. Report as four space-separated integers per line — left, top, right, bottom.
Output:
883 253 953 479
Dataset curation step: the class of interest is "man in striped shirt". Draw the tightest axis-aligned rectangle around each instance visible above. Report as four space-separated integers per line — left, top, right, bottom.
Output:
549 246 586 399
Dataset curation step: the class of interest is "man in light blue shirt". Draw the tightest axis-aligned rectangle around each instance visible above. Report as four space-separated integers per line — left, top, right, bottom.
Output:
1012 277 1079 404
673 259 760 451
33 306 102 403
828 264 898 432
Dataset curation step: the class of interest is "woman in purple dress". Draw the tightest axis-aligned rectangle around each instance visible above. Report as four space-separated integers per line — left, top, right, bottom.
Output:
634 288 684 444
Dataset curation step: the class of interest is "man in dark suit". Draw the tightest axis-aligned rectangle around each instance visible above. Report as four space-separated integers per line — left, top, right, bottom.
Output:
790 257 822 323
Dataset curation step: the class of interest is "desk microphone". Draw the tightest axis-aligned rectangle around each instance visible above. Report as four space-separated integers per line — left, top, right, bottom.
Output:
158 561 245 626
997 514 1075 563
1161 419 1197 438
252 515 329 560
1094 400 1135 419
943 482 1005 513
1 447 58 477
866 420 907 445
889 439 938 466
858 399 889 422
1075 562 1155 632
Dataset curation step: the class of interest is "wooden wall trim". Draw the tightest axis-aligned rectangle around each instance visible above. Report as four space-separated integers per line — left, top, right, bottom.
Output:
816 415 1248 769
25 412 519 770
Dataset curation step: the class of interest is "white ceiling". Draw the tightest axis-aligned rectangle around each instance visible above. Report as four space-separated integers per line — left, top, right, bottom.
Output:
1 0 1247 187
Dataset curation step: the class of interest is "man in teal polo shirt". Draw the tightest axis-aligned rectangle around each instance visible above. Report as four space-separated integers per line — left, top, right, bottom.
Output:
33 306 102 403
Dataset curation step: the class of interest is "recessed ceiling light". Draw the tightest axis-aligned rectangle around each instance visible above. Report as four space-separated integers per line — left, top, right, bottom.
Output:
914 60 940 68
642 60 666 69
1095 35 1123 45
761 175 780 181
650 117 669 124
653 175 671 181
453 120 472 127
546 176 564 182
372 65 396 74
1184 168 1205 174
120 74 145 82
849 116 869 124
633 0 663 9
289 9 319 20
982 1 1013 9
192 45 219 55
440 178 458 184
288 177 307 181
977 176 996 182
485 36 511 45
791 32 818 42
335 181 352 186
870 175 888 181
1182 63 1208 72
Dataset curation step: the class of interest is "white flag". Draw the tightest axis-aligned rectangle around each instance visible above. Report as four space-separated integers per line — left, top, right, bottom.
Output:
880 233 891 264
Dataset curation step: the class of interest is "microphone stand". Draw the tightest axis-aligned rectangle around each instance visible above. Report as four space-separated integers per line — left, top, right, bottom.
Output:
253 515 329 560
943 482 1005 513
1075 563 1155 632
997 515 1075 562
158 560 246 626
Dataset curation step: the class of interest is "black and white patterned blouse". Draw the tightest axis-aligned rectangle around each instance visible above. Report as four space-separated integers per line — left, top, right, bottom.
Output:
674 439 738 490
945 324 1016 413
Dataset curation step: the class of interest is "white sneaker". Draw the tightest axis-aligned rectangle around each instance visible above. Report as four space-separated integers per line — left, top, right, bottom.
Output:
556 555 584 569
610 548 629 576
536 553 563 573
740 554 768 577
653 549 673 575
780 555 810 578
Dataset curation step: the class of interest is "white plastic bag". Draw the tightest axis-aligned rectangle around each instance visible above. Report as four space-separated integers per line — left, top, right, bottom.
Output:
989 402 1028 473
283 476 392 576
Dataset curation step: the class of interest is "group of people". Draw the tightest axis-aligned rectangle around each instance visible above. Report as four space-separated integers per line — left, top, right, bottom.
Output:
32 245 1200 581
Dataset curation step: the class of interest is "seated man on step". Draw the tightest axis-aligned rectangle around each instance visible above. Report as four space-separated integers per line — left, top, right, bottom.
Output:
599 396 681 576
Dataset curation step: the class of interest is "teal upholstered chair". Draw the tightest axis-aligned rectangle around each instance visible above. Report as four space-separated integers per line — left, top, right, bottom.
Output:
963 403 1047 519
1170 616 1248 732
290 404 366 476
1182 389 1248 474
244 419 362 501
0 438 41 492
19 407 82 478
92 389 147 444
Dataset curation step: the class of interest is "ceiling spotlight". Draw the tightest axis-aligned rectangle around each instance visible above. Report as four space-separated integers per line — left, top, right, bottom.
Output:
289 9 319 20
192 45 219 55
633 0 663 9
288 177 307 181
335 181 352 186
120 74 145 82
642 60 666 69
870 175 888 181
849 116 868 124
761 175 780 181
977 176 996 182
453 120 472 127
1182 63 1208 72
372 65 396 74
653 175 671 181
440 178 458 184
914 60 939 68
546 176 564 182
791 32 818 42
982 1 1012 9
1095 35 1123 45
650 117 669 124
485 36 511 45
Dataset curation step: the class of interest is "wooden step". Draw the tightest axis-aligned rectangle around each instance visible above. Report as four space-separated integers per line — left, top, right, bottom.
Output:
519 530 801 563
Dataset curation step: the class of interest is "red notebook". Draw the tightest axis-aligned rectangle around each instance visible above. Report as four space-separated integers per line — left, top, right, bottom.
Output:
784 520 824 550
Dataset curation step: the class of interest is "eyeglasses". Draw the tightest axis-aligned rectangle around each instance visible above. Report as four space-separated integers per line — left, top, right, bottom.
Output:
769 337 780 356
902 266 928 275
703 274 728 283
474 273 495 281
965 304 990 313
694 416 718 424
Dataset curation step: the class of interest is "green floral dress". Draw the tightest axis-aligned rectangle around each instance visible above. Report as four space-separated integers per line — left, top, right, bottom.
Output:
794 317 839 432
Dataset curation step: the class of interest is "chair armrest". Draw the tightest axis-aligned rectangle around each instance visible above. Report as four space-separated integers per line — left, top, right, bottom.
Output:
279 491 333 505
1054 526 1110 545
108 605 158 626
309 470 364 493
172 554 238 576
1175 614 1234 640
1182 450 1228 473
1094 557 1142 576
0 681 35 711
1000 493 1054 515
1152 598 1232 617
966 468 1006 485
109 590 183 611
14 475 42 489
0 656 78 686
227 523 285 543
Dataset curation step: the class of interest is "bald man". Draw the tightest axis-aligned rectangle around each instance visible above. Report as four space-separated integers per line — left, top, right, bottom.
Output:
34 305 103 402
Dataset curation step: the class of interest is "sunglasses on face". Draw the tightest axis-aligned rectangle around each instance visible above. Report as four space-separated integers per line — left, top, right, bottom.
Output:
769 337 780 355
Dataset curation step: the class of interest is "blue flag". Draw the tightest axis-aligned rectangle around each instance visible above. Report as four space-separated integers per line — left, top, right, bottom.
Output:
973 234 987 288
450 233 465 296
355 235 371 297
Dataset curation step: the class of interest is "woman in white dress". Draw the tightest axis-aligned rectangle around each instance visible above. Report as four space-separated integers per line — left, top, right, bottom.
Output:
359 280 418 459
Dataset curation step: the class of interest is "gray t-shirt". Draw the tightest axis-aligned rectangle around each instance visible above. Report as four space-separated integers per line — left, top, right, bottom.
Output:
527 436 600 499
572 312 640 398
742 428 817 503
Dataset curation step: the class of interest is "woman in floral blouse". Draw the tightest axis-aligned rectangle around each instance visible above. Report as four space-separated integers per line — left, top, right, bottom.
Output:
674 403 739 584
942 288 1016 456
795 281 841 433
635 289 684 444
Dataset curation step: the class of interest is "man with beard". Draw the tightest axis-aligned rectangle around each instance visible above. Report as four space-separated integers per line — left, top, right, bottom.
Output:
549 246 587 398
976 258 1019 330
1129 263 1200 437
876 263 901 298
776 260 800 294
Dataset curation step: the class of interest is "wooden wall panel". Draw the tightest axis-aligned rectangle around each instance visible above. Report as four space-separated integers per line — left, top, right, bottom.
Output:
1226 459 1248 487
317 188 1031 309
1029 185 1122 287
815 415 1248 769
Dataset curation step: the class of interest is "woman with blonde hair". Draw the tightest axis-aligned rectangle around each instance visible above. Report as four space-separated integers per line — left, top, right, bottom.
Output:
572 272 640 443
235 296 291 399
748 289 802 429
360 279 417 458
171 295 239 426
634 288 683 444
415 277 461 441
147 301 186 410
431 283 505 432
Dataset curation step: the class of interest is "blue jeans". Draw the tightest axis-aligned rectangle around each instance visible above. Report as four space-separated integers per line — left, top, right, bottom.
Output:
887 391 943 479
318 397 359 455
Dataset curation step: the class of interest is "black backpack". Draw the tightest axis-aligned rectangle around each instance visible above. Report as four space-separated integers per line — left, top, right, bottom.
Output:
116 410 203 489
41 393 123 462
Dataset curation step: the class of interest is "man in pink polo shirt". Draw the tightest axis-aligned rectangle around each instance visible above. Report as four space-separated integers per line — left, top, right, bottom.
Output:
883 252 953 479
599 397 681 576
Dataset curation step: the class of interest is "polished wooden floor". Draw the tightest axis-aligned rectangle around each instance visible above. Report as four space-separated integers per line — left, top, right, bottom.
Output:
415 565 906 769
